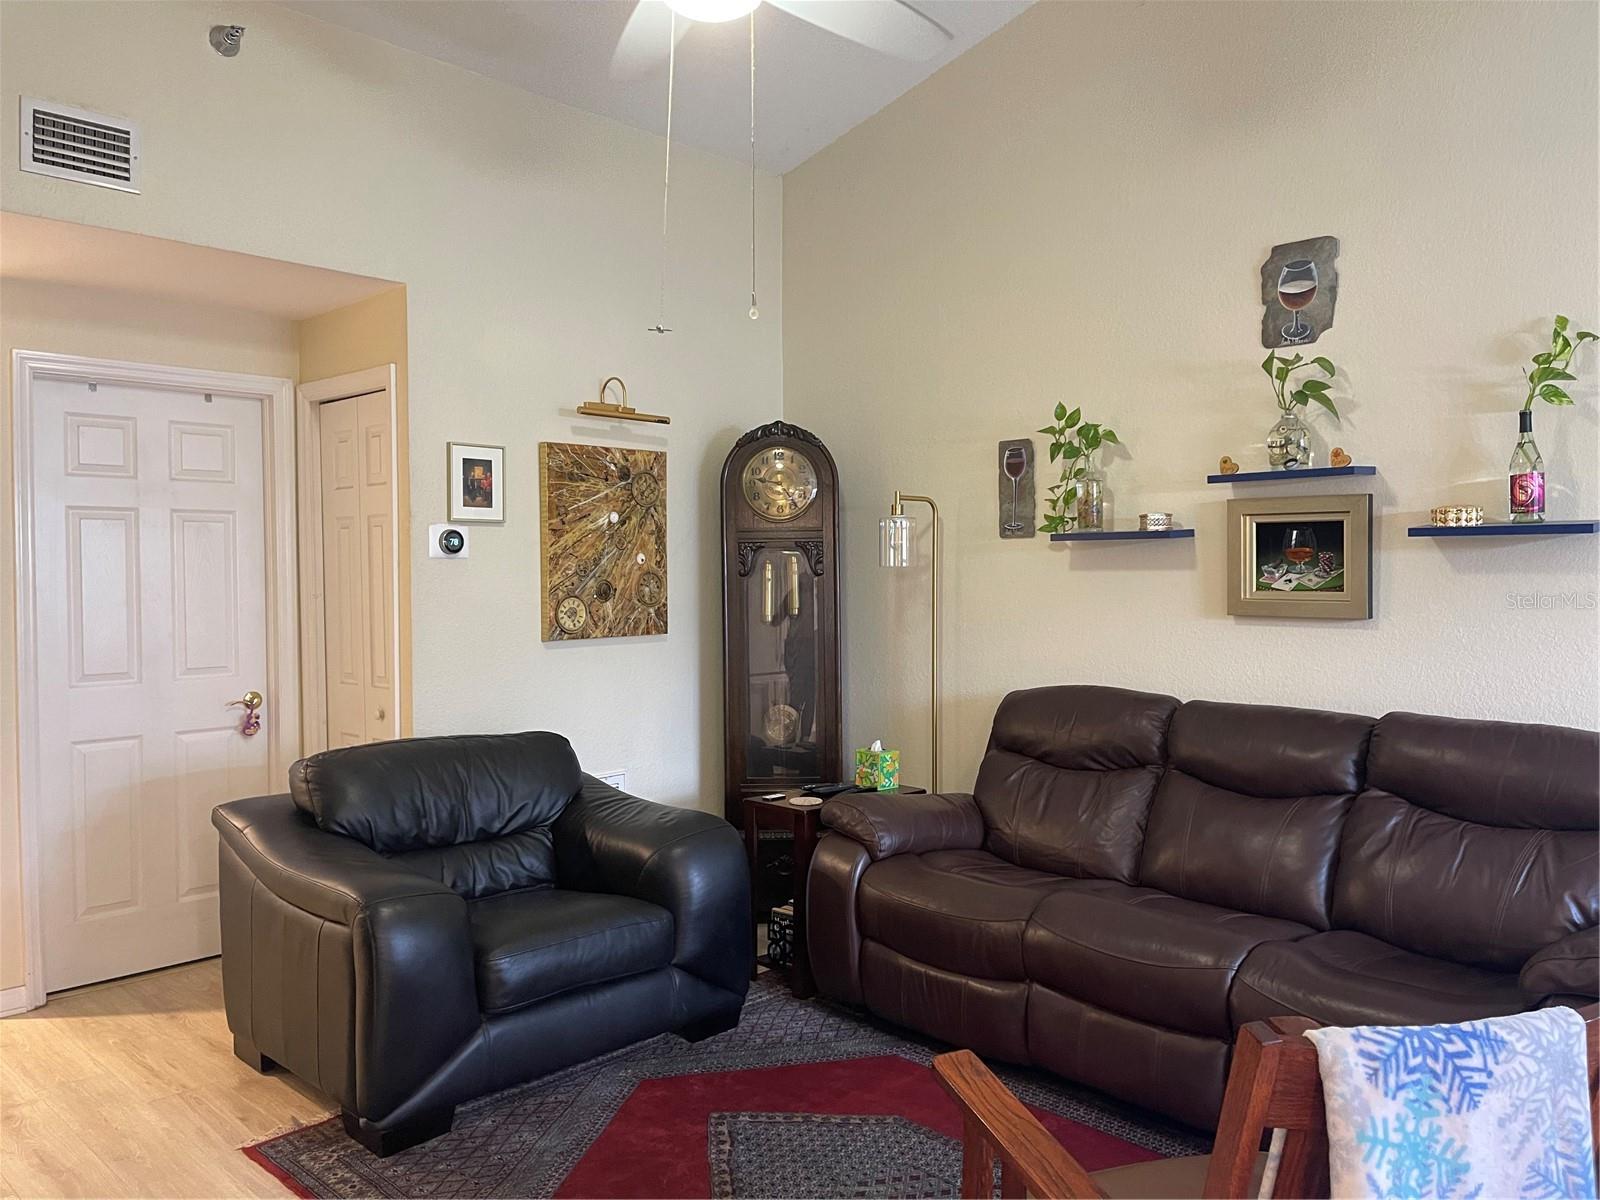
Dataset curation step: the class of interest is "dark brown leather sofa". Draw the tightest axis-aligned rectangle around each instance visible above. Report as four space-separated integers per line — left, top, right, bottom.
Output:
807 685 1599 1129
213 732 751 1154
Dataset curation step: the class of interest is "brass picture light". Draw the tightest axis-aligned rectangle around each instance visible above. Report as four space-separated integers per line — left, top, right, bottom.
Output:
577 376 671 425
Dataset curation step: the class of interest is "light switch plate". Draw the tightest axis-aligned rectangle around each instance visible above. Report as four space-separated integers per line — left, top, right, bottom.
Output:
598 771 626 790
428 523 469 558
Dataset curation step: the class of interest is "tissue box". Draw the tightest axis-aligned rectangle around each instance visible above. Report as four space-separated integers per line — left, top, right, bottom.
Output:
854 746 900 791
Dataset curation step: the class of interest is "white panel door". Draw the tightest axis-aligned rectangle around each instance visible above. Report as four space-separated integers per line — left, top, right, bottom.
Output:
318 391 394 747
30 377 271 992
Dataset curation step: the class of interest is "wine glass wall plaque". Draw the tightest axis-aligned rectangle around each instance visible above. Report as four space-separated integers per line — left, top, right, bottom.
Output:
997 439 1036 539
1261 235 1339 349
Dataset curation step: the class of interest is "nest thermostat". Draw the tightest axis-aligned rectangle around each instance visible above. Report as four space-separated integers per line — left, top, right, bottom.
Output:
428 523 469 558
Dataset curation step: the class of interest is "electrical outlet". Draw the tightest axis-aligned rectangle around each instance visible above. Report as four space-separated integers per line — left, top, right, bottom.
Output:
598 771 626 790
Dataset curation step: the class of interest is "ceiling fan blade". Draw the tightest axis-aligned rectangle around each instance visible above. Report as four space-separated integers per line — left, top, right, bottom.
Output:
766 0 953 61
610 0 690 80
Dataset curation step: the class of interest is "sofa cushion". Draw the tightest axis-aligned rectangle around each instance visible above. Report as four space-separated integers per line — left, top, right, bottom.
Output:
974 686 1179 883
1230 930 1527 1029
1331 791 1598 971
1361 711 1598 830
1329 712 1600 971
1138 701 1372 927
290 731 583 855
858 849 1073 980
1024 881 1310 1037
468 887 673 1014
391 828 557 900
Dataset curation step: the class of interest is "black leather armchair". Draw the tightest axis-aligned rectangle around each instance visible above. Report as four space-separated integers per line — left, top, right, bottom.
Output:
212 732 751 1155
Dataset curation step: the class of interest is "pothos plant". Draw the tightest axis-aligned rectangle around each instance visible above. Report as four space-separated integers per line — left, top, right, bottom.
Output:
1037 403 1120 534
1261 350 1340 420
1523 314 1596 410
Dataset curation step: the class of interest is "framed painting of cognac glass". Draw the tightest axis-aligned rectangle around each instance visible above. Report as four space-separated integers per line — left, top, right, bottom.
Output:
1227 493 1372 619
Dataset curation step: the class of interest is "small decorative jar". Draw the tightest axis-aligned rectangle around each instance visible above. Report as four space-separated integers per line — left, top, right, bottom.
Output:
1139 512 1172 531
1266 410 1313 470
1430 505 1484 527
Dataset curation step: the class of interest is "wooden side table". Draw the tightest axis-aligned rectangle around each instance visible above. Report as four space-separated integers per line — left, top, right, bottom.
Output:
742 787 926 999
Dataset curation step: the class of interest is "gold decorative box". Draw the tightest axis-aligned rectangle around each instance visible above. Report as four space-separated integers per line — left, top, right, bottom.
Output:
1430 505 1484 527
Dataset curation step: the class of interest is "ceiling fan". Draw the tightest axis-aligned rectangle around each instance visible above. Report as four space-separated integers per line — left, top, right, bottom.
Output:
629 0 951 334
611 0 954 78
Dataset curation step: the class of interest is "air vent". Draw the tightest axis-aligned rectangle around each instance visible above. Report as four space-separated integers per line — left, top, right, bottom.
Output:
20 97 140 193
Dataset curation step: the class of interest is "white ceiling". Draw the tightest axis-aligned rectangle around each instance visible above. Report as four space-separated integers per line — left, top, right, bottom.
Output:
281 0 1032 174
0 213 399 320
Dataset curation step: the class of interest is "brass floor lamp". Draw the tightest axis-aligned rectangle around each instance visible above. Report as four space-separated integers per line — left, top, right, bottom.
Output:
879 491 940 793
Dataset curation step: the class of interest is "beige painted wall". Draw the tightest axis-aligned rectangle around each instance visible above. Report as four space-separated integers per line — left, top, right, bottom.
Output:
784 1 1600 793
0 278 300 990
1 2 782 997
297 287 414 735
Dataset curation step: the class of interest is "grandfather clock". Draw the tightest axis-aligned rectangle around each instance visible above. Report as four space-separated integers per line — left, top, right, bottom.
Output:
720 421 843 826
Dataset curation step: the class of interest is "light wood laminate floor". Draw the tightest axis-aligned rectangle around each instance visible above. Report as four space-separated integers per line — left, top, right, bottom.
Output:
1 959 332 1198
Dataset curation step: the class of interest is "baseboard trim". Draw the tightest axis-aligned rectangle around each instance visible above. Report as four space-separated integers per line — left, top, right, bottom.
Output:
0 985 33 1017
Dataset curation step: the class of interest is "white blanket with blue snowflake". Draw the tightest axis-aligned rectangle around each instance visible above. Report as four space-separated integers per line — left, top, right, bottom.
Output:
1305 1008 1596 1199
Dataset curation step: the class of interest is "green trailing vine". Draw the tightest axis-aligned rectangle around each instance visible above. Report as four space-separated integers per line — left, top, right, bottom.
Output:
1523 314 1597 410
1037 403 1120 534
1262 350 1340 420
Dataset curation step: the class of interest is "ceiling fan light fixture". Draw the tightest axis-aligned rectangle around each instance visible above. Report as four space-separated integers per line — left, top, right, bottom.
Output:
664 0 760 24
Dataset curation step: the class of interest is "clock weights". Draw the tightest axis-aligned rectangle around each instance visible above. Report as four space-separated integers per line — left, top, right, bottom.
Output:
720 422 843 828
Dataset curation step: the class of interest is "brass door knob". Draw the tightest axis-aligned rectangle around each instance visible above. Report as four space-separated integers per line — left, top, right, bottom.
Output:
227 690 263 736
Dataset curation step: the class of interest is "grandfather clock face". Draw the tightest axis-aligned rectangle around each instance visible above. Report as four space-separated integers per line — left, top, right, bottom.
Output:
740 447 820 523
722 426 842 821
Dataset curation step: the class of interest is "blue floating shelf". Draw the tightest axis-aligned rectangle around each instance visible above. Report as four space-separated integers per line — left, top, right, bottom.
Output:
1408 520 1600 538
1207 465 1377 484
1050 527 1196 543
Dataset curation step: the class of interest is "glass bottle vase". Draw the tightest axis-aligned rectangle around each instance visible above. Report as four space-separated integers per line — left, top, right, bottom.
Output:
1075 457 1107 531
1508 409 1545 522
1266 410 1313 470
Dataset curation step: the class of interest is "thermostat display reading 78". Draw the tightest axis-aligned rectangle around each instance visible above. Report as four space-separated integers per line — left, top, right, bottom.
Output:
428 523 470 558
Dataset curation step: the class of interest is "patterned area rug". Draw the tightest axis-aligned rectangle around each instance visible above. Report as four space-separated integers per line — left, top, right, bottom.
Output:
245 976 1207 1198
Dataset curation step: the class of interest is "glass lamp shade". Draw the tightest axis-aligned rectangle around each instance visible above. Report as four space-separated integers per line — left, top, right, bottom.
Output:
880 513 915 568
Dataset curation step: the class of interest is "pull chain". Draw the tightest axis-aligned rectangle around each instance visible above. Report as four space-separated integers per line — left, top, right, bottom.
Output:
748 10 759 321
650 9 676 335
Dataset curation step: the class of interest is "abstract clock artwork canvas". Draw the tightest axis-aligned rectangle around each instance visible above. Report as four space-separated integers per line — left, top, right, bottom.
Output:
1260 235 1339 348
538 442 667 641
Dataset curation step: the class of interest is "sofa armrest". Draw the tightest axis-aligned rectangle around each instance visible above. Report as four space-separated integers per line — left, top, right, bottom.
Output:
212 794 480 1122
554 775 751 996
1521 927 1600 1004
213 794 459 921
821 791 985 860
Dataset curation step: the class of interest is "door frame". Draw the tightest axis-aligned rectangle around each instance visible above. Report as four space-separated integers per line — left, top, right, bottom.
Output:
10 349 299 1012
295 365 408 754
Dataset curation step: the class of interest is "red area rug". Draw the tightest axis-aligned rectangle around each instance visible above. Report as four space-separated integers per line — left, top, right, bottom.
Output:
244 977 1206 1198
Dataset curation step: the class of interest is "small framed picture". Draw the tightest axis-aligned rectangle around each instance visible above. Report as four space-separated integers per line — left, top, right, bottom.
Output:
448 442 505 523
1226 493 1372 619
